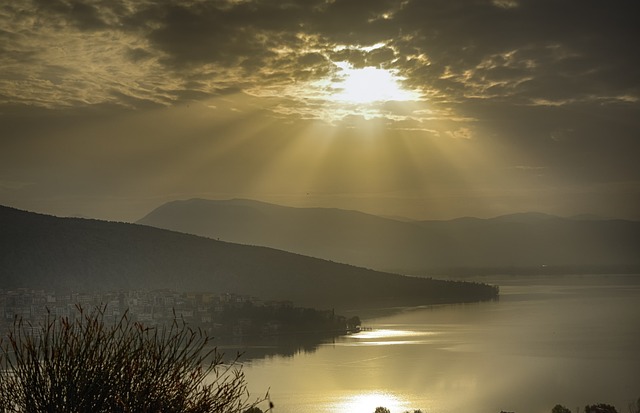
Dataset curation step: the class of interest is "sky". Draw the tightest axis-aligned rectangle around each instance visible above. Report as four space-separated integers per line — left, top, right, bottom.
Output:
1 0 639 222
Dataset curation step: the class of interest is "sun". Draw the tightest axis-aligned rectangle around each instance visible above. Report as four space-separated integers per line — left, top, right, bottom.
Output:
328 62 420 104
246 55 423 122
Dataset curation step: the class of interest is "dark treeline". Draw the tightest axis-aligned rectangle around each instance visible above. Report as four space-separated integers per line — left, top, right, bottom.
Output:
215 300 361 339
212 301 362 361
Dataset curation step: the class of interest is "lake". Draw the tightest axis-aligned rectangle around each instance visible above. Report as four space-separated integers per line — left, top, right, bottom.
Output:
236 274 640 413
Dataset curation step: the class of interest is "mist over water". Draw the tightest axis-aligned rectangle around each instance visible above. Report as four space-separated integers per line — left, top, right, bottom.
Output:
238 275 640 413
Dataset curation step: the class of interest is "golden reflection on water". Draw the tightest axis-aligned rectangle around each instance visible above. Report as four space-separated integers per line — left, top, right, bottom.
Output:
352 329 435 340
339 340 419 346
331 391 408 413
339 328 439 346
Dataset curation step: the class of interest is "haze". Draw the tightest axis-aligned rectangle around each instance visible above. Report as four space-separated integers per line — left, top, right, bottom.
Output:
1 0 639 222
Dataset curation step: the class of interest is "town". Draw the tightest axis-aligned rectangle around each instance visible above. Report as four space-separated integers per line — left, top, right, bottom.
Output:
0 288 361 343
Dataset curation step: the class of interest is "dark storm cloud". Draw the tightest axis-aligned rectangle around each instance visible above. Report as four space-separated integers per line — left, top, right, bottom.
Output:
391 0 640 101
145 3 266 67
29 0 107 30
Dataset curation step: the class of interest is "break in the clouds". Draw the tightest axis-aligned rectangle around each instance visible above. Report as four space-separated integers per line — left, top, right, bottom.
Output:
1 0 639 220
2 0 638 115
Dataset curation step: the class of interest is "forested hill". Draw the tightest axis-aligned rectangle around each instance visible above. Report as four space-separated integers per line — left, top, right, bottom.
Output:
139 198 640 275
0 205 497 310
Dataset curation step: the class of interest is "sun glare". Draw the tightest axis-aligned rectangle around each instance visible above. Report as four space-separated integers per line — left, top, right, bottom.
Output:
335 392 408 413
248 55 424 121
328 62 420 104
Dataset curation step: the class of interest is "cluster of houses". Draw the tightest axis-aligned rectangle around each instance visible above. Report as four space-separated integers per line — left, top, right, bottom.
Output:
0 288 296 338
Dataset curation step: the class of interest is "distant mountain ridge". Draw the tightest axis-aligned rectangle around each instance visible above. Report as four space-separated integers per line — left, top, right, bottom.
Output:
0 205 497 310
138 198 640 274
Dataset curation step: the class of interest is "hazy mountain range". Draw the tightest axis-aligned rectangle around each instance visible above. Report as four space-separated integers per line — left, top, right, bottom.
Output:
138 198 640 275
0 205 497 310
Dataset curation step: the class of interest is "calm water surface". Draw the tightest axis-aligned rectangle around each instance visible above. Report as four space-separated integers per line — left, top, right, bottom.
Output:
237 275 640 413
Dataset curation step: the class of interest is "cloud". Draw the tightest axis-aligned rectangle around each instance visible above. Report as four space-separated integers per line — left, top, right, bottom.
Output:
1 0 639 168
446 127 473 140
492 0 519 9
2 0 638 117
0 1 181 109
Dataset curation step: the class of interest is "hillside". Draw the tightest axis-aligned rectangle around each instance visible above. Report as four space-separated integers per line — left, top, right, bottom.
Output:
138 198 640 274
0 205 497 310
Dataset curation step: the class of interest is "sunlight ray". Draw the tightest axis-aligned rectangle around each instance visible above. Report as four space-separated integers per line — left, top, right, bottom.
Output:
244 118 342 199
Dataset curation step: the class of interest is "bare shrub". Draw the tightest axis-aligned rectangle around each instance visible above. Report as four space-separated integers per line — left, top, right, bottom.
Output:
0 306 264 413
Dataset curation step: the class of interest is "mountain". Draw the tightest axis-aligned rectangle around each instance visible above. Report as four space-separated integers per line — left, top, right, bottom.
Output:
0 205 497 310
138 198 640 274
138 198 436 272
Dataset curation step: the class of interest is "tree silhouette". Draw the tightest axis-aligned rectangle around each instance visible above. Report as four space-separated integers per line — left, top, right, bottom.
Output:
585 404 618 413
